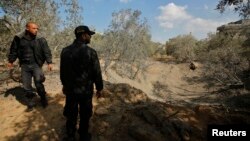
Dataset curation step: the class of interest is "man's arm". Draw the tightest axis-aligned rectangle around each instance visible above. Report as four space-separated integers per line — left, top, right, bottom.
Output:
92 50 103 92
8 36 19 66
60 48 65 86
40 38 53 70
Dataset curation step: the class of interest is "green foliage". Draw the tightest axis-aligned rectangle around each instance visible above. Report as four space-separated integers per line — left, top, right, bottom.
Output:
198 33 249 87
149 42 165 56
0 0 59 33
0 0 82 58
165 34 198 62
91 32 105 53
92 9 152 79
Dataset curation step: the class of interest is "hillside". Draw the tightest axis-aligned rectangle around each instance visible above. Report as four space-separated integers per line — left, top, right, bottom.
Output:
0 60 250 141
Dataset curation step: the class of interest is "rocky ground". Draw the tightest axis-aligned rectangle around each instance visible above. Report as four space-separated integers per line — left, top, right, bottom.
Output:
0 60 249 141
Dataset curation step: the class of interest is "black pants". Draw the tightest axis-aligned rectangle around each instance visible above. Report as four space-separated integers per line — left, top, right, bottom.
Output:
63 89 93 137
21 63 46 96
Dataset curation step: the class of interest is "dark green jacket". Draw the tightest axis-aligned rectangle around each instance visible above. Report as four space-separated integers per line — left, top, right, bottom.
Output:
60 40 103 93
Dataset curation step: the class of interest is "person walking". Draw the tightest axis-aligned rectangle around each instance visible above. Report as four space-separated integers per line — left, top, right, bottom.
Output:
7 22 53 109
60 25 103 141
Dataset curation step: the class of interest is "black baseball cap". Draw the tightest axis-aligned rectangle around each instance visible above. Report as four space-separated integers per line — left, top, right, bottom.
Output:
74 25 95 35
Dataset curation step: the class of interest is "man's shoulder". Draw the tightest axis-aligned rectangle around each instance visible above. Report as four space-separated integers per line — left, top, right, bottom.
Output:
15 31 25 38
64 44 74 50
62 44 97 54
61 44 73 54
61 46 69 53
84 45 97 53
36 32 46 39
36 36 47 42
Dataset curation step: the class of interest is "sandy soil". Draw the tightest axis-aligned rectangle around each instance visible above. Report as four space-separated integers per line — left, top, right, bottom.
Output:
105 60 218 104
0 60 249 141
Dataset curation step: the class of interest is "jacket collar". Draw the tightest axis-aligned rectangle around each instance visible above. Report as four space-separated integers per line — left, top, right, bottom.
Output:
16 31 42 39
73 39 87 44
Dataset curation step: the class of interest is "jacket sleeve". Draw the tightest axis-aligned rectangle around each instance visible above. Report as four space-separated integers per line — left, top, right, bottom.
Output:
8 36 19 63
40 37 52 64
92 50 103 91
60 48 65 85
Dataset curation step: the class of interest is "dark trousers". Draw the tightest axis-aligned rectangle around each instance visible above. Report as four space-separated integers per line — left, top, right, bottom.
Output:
21 63 46 97
63 89 93 137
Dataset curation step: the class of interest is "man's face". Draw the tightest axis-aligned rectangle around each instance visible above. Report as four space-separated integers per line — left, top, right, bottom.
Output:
26 23 39 36
83 33 91 44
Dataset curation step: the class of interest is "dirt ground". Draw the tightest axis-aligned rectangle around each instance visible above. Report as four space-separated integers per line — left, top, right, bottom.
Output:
0 60 249 141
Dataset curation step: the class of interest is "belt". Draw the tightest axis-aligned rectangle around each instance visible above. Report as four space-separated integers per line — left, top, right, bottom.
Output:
21 60 36 65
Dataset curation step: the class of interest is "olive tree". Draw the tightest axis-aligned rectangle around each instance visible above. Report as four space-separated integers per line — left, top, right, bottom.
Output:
0 0 82 58
197 33 249 89
165 34 198 62
94 9 152 79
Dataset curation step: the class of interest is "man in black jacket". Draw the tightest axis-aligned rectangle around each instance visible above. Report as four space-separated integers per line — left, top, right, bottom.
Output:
7 22 53 109
60 25 103 141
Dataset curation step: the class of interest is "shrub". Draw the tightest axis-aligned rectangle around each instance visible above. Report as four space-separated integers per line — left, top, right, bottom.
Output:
165 34 199 62
198 33 249 88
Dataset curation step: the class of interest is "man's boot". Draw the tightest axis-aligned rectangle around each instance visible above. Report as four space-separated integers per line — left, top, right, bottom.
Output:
79 133 92 141
40 95 48 108
65 124 76 141
25 91 36 111
37 89 48 108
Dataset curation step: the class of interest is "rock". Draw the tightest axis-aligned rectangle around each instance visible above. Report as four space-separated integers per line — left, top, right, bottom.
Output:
135 108 160 125
94 107 109 116
189 62 197 71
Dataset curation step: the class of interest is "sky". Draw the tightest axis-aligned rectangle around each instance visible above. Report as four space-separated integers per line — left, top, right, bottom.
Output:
81 0 240 43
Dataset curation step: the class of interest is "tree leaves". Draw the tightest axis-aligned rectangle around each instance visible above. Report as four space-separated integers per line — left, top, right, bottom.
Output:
216 0 250 19
0 0 82 56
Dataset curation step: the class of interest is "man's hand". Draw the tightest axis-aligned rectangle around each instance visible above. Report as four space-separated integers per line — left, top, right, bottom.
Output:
7 63 14 69
96 90 102 99
47 64 53 71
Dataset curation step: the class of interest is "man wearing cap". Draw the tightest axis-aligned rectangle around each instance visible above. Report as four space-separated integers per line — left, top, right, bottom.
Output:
60 25 103 141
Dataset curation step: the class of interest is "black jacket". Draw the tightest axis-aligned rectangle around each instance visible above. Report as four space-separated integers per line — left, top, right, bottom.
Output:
8 32 52 67
60 40 103 93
